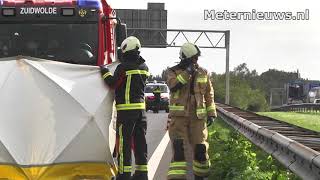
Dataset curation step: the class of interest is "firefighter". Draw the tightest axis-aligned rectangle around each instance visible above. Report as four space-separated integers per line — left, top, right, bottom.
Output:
153 86 162 113
100 36 149 180
166 42 217 180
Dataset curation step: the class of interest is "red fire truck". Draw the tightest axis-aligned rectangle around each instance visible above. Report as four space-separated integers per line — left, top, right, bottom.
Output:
0 0 126 65
0 0 126 179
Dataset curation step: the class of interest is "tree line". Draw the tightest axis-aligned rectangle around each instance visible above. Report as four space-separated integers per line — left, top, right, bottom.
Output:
149 63 300 112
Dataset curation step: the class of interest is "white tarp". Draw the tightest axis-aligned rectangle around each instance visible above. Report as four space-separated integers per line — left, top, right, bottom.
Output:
0 57 117 167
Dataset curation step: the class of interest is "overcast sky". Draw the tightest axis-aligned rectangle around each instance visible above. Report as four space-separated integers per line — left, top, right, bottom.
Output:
108 0 319 80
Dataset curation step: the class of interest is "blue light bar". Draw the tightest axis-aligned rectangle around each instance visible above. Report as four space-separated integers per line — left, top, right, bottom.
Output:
0 0 3 6
77 0 102 9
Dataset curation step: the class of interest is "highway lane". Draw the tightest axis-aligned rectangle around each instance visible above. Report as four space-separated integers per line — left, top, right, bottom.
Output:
146 111 171 180
121 111 193 180
146 111 195 180
146 111 168 160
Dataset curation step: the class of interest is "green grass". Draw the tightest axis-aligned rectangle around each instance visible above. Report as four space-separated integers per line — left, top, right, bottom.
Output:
207 118 299 180
258 112 320 132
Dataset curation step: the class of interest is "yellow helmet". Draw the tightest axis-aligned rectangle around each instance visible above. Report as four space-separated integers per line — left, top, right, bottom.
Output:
179 42 201 60
120 36 141 53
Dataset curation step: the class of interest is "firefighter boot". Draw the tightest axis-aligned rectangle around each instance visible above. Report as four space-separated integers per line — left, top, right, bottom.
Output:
168 139 187 180
193 144 210 177
194 175 204 180
116 173 131 180
131 171 148 180
195 175 209 180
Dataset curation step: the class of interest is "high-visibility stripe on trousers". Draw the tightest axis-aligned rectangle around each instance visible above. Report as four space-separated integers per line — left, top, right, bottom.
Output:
167 161 188 179
193 160 211 177
116 110 148 180
168 114 211 178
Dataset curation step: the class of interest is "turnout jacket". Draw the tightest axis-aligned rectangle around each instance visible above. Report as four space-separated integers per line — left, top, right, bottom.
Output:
101 57 149 111
166 64 217 119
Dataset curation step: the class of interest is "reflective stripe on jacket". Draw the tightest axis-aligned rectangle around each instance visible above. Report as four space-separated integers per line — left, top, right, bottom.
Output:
102 57 149 111
166 64 217 119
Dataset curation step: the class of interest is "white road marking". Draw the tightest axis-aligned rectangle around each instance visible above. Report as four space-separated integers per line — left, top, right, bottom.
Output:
148 131 170 180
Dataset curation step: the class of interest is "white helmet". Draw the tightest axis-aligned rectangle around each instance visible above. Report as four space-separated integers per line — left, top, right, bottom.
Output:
179 42 201 60
121 36 141 53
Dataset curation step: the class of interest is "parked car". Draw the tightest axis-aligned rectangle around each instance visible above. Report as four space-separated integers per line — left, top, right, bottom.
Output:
145 82 170 113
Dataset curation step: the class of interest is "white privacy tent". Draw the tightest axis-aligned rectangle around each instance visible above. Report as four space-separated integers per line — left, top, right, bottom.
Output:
0 57 117 179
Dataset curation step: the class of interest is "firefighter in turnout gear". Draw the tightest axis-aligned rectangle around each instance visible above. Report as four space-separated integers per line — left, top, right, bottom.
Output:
166 43 217 180
153 86 162 113
100 36 149 180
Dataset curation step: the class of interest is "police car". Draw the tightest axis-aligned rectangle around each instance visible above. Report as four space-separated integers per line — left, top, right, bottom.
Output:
145 81 170 113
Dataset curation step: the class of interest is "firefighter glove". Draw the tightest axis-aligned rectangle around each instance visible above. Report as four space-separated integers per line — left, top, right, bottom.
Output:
179 58 192 69
207 116 215 127
186 63 195 74
100 65 110 75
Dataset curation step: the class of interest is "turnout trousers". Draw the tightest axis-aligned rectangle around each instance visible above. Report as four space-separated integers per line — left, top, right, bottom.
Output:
115 110 148 180
167 96 210 179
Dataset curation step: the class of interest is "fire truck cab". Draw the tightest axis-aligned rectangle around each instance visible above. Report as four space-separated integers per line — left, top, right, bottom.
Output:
0 0 126 65
0 1 126 179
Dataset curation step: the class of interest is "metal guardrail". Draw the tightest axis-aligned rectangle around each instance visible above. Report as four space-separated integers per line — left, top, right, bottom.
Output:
272 103 320 113
217 104 320 180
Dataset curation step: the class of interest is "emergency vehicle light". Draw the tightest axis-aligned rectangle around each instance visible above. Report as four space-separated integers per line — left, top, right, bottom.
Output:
77 0 101 9
2 0 25 4
2 8 15 16
0 0 3 5
45 0 75 5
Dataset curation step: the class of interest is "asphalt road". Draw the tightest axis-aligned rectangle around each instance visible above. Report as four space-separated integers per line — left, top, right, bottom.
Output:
116 111 195 180
146 111 172 180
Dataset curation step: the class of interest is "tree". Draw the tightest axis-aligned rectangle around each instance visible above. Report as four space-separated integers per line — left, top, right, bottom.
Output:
259 69 299 103
148 67 170 82
212 64 268 111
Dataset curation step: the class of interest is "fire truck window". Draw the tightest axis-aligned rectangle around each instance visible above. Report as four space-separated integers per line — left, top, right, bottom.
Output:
0 24 98 65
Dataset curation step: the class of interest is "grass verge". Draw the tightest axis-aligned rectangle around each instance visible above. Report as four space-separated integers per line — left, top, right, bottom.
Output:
208 118 300 180
258 112 320 132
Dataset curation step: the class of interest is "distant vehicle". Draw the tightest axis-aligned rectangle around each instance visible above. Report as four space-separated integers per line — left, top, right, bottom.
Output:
308 87 320 103
145 82 170 113
287 83 304 104
286 81 320 104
